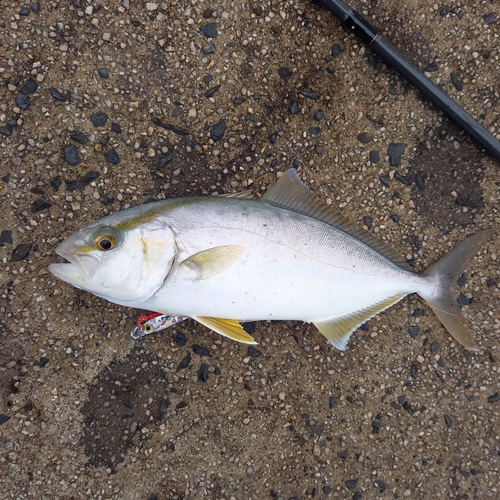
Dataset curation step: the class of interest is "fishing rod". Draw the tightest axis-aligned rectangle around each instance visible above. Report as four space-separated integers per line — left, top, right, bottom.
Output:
318 0 500 163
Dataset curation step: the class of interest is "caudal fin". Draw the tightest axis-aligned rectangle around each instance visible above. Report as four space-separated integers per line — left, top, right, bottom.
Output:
419 229 495 350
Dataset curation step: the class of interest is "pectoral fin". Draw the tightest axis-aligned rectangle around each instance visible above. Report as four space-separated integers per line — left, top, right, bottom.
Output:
314 294 405 351
194 316 257 344
181 245 244 280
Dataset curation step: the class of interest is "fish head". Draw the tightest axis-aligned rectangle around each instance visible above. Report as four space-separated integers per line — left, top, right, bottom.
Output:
49 214 177 304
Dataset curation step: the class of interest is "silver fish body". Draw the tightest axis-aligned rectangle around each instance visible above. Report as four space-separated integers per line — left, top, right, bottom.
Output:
49 169 494 350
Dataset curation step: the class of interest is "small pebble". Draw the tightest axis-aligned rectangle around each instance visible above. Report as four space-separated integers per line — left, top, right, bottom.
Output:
329 396 337 408
173 332 186 346
369 151 379 164
192 345 210 357
11 244 32 261
39 356 49 367
30 2 40 14
323 486 332 494
357 133 373 144
412 308 425 317
31 199 51 213
300 90 321 100
200 23 217 38
288 100 299 115
15 95 30 110
176 353 191 372
21 79 39 95
247 346 262 357
63 144 81 166
0 415 10 425
410 363 418 378
65 171 99 191
51 179 61 191
394 172 410 185
175 401 188 410
363 216 373 229
408 326 420 339
99 68 109 79
430 341 440 352
450 72 463 91
111 122 122 134
457 294 471 305
211 119 226 142
379 175 389 187
345 479 357 490
204 85 221 98
371 421 380 434
377 480 387 491
70 132 89 144
198 363 209 382
444 415 452 428
331 43 343 55
90 112 108 127
49 88 70 101
415 172 425 190
483 13 495 24
313 110 324 121
278 67 292 80
487 393 500 403
388 143 407 166
106 149 120 164
0 230 13 244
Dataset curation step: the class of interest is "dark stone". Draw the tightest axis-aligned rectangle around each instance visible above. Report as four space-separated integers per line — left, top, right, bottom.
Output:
204 84 221 98
51 178 61 191
410 363 418 378
200 23 217 37
11 244 32 261
176 353 191 372
247 346 262 358
323 486 332 494
30 2 40 14
278 67 292 80
0 415 10 425
21 79 38 95
412 308 425 317
488 393 500 403
425 63 439 72
31 199 51 213
0 124 13 136
369 151 379 164
408 326 420 339
394 172 411 185
345 479 357 490
203 44 216 55
357 133 373 144
372 421 380 434
111 122 122 133
483 13 495 24
363 216 372 229
360 322 369 330
233 97 246 105
175 401 188 410
15 95 30 109
329 396 337 408
19 7 30 15
415 172 425 190
192 345 210 357
486 278 496 286
377 480 387 491
457 294 471 305
211 119 226 142
158 153 173 169
203 75 213 83
430 341 440 352
326 65 335 74
308 127 320 135
99 68 109 79
49 88 70 101
353 493 362 500
106 149 120 164
379 175 389 187
39 356 49 368
198 363 209 382
313 110 324 121
65 171 100 191
173 331 186 346
203 9 213 19
90 112 108 127
0 230 13 244
331 43 343 55
388 143 407 166
70 132 88 144
450 72 463 91
457 274 467 286
100 197 115 205
246 114 255 122
444 414 452 428
288 100 299 115
300 90 321 100
242 322 256 334
152 117 189 135
390 214 399 222
63 144 81 166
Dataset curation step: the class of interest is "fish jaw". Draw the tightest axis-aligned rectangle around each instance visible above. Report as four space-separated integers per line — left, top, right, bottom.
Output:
49 243 99 286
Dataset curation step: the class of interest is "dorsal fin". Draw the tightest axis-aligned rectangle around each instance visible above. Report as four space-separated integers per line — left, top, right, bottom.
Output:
262 169 412 271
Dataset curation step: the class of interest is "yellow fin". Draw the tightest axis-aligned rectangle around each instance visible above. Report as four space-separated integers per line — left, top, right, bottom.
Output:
194 316 257 344
314 294 405 351
181 245 244 279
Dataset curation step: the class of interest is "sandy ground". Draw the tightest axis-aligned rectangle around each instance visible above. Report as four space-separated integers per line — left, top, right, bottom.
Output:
1 1 499 499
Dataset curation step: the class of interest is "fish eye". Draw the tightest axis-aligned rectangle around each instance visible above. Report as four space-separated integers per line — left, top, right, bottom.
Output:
94 227 120 251
144 324 154 333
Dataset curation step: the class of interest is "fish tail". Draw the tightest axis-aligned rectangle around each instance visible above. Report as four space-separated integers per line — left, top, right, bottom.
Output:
418 229 495 350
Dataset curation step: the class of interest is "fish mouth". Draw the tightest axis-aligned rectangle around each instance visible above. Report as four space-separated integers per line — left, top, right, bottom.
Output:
49 247 99 282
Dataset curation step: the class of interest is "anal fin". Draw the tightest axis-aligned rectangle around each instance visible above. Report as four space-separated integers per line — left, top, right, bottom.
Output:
314 294 405 351
194 316 257 344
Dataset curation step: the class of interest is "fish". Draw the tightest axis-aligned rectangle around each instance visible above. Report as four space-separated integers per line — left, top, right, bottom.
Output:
49 168 494 351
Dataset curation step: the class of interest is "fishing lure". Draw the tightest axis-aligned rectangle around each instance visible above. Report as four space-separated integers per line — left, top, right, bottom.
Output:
131 313 188 340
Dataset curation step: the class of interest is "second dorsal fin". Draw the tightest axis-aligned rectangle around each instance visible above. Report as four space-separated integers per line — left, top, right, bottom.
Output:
261 169 412 271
